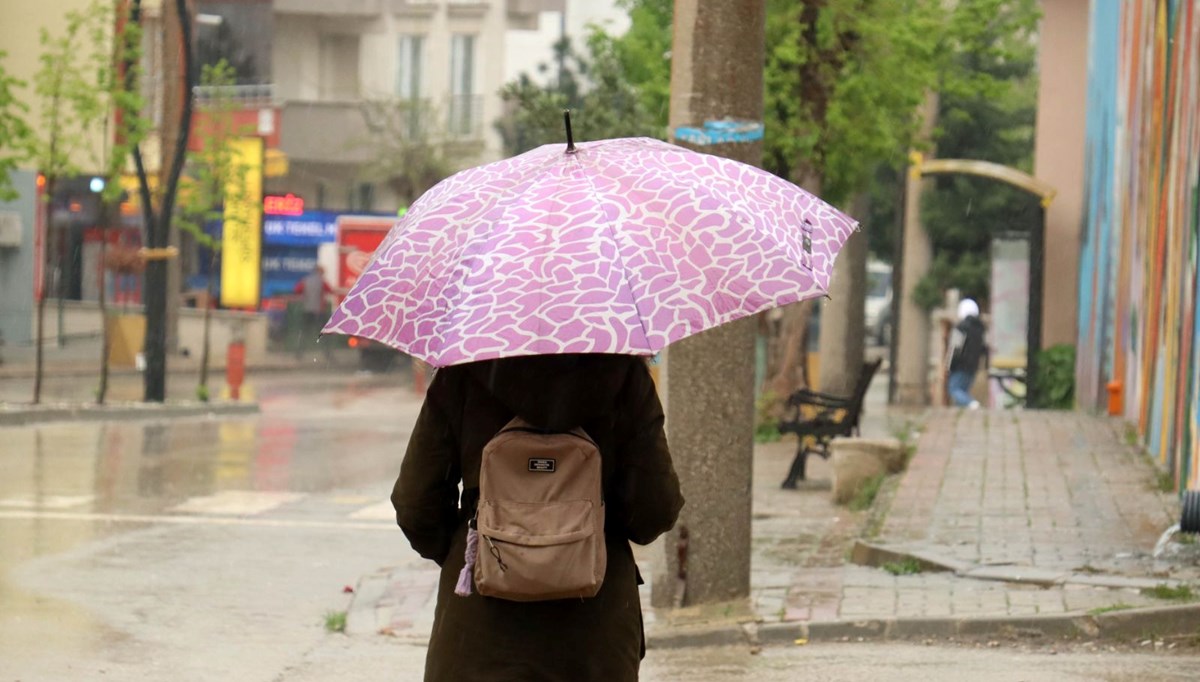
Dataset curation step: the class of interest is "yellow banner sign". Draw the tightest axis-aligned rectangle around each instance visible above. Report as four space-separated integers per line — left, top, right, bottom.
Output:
220 137 264 308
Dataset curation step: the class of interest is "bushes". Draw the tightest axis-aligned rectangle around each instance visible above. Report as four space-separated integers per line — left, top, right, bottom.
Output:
1032 343 1075 409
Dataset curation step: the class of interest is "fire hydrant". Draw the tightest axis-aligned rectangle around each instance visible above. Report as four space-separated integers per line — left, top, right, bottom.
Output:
226 340 246 400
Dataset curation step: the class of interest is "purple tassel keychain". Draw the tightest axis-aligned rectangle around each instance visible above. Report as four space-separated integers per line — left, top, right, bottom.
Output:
455 525 479 597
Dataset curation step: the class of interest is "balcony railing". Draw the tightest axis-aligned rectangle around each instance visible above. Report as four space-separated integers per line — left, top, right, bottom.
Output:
446 94 484 139
192 83 275 107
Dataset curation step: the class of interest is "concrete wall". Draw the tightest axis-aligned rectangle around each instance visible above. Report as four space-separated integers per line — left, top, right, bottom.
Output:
34 300 269 364
0 171 36 345
1033 0 1090 348
1077 0 1200 489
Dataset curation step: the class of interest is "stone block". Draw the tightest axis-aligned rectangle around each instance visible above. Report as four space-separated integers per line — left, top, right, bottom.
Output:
831 438 903 505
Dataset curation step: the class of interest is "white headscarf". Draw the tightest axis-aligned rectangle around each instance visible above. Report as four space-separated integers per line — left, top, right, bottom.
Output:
957 298 980 321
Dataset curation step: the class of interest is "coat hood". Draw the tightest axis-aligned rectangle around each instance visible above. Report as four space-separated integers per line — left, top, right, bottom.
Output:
464 354 640 431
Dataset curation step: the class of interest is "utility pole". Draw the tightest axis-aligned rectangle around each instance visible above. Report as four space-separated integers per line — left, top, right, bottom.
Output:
651 0 764 608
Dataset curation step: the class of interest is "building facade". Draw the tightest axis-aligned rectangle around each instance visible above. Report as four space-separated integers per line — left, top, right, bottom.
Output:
270 0 547 213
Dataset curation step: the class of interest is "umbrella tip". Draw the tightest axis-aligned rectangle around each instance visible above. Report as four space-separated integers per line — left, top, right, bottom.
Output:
563 110 576 153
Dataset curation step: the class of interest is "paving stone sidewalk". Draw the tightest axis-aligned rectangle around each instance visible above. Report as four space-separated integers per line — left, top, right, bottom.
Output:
734 409 1193 633
350 405 1198 647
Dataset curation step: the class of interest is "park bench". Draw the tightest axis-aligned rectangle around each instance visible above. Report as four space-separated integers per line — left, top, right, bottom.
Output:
777 358 883 489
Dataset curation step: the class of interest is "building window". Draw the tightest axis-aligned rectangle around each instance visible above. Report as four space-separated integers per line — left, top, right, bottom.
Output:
356 183 375 212
319 34 360 100
396 35 424 100
449 34 477 136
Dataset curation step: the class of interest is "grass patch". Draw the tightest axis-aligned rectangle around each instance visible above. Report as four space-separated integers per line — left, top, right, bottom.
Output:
324 610 348 633
755 422 782 444
1124 424 1139 447
1140 584 1195 601
882 558 924 576
890 419 920 469
754 391 783 444
1089 603 1135 615
1154 470 1176 493
849 473 886 512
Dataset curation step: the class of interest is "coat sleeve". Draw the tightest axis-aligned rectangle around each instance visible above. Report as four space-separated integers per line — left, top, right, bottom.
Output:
392 384 461 565
611 362 684 546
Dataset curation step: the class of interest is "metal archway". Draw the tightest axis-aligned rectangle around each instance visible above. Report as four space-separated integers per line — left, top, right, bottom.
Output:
893 152 1056 409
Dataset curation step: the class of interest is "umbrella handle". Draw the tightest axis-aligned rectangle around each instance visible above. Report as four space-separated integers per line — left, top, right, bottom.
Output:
563 110 576 153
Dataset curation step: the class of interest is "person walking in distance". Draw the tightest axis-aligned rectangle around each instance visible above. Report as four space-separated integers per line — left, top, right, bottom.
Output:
293 264 332 359
947 298 988 409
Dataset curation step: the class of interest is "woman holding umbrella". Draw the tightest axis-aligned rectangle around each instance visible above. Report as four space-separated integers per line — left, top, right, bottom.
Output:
325 122 856 680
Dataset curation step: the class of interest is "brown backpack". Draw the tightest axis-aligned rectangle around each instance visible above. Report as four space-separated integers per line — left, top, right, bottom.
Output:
456 417 606 602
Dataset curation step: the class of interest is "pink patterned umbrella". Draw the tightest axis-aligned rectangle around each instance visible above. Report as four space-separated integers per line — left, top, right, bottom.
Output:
323 136 857 367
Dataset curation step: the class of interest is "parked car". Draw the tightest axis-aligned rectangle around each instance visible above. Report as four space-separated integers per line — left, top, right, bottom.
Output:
865 261 893 346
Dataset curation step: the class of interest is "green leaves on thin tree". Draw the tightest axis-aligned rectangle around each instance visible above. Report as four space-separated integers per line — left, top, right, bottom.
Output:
764 0 943 206
495 27 663 156
0 51 31 201
176 59 252 252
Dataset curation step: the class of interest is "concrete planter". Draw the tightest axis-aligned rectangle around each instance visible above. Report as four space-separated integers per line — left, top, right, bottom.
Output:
105 313 146 367
830 438 903 505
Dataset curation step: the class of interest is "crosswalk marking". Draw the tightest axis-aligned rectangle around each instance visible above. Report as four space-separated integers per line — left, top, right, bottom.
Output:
0 494 94 509
169 490 305 516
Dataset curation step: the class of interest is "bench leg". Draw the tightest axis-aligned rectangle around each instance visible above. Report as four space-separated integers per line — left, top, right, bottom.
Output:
781 444 810 489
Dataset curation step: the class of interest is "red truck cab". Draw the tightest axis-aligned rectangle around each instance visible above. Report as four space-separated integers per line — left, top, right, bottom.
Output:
335 215 398 371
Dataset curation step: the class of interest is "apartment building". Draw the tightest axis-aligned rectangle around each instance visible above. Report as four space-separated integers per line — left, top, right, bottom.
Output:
270 0 554 213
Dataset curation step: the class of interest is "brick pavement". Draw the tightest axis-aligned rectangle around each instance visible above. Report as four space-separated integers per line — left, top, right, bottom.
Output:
358 405 1193 644
750 408 1188 627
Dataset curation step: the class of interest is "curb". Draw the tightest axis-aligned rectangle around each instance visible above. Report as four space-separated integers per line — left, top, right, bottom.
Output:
0 401 260 426
0 361 353 381
849 540 1183 591
644 603 1200 650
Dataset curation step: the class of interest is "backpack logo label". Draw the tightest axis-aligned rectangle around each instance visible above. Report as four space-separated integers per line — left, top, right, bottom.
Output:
527 458 556 473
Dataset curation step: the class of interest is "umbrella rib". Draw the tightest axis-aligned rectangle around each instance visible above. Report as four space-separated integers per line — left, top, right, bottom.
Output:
571 156 655 352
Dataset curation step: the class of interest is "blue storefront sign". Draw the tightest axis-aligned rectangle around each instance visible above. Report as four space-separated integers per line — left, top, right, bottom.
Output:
262 211 340 246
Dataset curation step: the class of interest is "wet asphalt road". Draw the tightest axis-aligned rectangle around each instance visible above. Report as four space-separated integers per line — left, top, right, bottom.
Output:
3 369 1200 680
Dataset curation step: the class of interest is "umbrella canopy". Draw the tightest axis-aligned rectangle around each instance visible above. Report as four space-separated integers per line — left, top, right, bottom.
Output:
323 136 857 367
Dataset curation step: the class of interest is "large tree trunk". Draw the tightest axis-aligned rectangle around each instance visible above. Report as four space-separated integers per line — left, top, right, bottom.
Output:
764 169 822 401
816 192 870 396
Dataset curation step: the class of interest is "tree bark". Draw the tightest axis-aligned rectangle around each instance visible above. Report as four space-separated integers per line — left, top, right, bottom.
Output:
652 0 764 609
816 193 870 396
97 210 110 405
198 248 216 401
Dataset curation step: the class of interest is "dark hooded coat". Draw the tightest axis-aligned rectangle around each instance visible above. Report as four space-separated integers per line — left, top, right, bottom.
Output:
392 354 684 682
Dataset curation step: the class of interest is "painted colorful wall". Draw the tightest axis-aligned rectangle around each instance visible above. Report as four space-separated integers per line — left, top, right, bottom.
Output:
1077 1 1200 489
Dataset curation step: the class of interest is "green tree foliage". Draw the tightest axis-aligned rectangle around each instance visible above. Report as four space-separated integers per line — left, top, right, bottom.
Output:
764 0 942 206
0 51 31 201
360 97 453 207
25 0 148 404
495 30 663 156
176 60 251 401
607 0 672 130
880 0 1042 308
94 3 149 405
